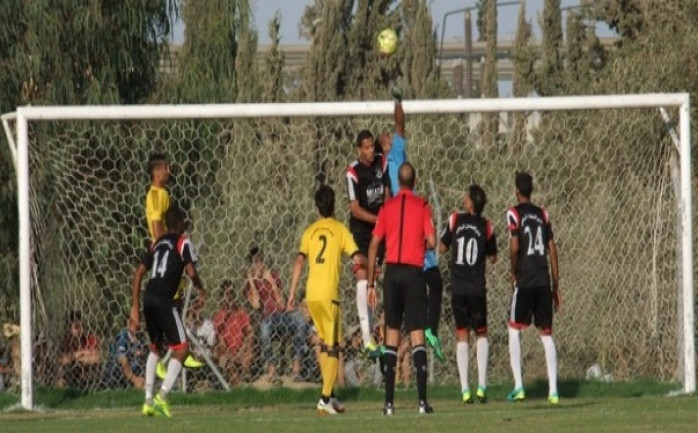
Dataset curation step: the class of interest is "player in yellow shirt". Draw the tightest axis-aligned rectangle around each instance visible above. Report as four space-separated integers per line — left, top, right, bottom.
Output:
144 153 203 375
145 153 171 242
288 185 365 415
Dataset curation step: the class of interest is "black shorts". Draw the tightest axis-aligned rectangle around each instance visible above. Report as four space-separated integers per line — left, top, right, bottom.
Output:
508 285 553 332
352 230 385 265
383 264 427 332
144 294 187 349
451 293 487 333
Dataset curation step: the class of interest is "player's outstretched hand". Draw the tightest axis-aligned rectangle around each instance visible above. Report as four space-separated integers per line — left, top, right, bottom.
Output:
391 85 402 103
367 286 377 309
286 294 296 311
553 288 561 313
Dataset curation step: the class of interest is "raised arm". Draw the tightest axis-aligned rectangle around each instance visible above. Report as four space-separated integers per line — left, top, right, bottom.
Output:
394 101 405 137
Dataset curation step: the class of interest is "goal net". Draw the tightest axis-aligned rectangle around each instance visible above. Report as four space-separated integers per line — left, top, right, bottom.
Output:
2 95 694 408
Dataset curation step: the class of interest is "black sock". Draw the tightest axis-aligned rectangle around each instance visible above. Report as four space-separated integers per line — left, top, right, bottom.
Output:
412 344 428 403
425 268 443 334
383 345 398 406
321 395 330 404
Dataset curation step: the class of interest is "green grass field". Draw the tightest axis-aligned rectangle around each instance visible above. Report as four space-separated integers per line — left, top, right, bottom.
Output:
1 380 696 433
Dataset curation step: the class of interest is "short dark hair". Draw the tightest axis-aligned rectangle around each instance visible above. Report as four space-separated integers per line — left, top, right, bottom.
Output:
164 205 187 232
515 171 533 198
148 153 167 176
468 184 487 216
398 162 416 189
356 129 373 147
315 185 335 217
248 245 262 263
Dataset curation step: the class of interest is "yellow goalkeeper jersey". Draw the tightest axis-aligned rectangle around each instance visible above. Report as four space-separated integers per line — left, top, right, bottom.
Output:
299 217 359 302
145 185 170 241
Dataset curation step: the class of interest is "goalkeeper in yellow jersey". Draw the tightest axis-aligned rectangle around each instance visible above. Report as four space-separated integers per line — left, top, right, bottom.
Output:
144 153 203 374
287 185 366 415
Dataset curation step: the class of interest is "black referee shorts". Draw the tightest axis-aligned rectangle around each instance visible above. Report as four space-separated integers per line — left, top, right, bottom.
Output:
383 264 427 332
144 294 188 350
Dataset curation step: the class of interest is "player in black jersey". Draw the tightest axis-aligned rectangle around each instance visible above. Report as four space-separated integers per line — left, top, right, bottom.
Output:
505 171 561 405
346 129 391 356
439 184 497 404
129 205 205 417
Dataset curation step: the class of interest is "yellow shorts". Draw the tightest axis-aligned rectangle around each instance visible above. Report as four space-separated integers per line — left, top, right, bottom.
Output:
307 299 341 347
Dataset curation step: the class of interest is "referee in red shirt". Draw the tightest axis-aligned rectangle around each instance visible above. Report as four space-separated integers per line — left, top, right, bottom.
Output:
367 162 436 416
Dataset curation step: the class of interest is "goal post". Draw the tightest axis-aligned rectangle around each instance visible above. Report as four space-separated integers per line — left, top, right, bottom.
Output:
2 93 693 410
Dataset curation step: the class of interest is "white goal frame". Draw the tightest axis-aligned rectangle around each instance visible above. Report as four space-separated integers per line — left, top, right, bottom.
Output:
2 93 694 409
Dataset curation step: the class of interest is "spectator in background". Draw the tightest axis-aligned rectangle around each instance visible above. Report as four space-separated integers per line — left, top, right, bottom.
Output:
213 280 254 386
244 246 307 384
0 323 20 391
57 311 102 389
103 321 147 389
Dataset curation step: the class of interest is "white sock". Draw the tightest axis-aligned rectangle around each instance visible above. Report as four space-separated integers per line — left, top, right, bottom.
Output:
160 357 183 399
145 352 160 402
476 336 489 389
456 341 469 391
541 335 558 395
356 279 373 345
508 327 523 389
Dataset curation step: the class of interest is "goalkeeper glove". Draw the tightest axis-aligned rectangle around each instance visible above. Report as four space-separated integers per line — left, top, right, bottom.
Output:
391 85 402 104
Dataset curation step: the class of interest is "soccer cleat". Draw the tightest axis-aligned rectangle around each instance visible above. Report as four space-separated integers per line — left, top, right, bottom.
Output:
156 361 167 380
418 402 435 414
382 403 394 416
462 389 473 404
331 397 345 413
548 392 559 405
184 354 204 368
425 329 444 362
476 386 487 404
153 393 171 418
506 387 526 403
141 403 157 417
317 398 338 416
363 341 384 359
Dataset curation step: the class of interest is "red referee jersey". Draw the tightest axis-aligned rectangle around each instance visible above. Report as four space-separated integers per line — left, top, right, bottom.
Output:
373 189 435 267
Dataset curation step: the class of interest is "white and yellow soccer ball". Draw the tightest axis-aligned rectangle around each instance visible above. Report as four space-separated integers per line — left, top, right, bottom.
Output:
377 28 398 56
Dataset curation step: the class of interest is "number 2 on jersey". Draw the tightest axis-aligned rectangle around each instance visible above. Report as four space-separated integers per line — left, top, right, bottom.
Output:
315 235 327 264
523 226 545 256
151 250 170 278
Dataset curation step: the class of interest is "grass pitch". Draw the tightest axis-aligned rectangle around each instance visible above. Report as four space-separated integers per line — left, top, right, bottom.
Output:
0 380 696 433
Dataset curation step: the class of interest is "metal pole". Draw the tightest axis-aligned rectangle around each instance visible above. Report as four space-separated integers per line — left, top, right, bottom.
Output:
464 10 473 98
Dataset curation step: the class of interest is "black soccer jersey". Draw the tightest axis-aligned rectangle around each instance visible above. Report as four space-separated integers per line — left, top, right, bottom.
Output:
141 233 197 299
506 202 554 288
346 154 390 235
440 212 497 294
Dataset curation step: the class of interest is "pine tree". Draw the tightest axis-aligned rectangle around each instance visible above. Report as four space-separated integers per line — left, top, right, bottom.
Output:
510 1 535 151
537 0 563 96
478 0 499 147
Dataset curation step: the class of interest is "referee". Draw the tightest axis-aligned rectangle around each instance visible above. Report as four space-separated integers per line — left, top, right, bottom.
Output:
367 162 436 415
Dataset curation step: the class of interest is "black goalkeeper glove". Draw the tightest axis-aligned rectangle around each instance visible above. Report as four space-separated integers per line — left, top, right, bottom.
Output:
391 85 402 104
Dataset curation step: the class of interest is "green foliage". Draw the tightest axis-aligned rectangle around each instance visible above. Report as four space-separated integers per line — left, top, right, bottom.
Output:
478 0 498 146
537 0 563 96
510 2 535 150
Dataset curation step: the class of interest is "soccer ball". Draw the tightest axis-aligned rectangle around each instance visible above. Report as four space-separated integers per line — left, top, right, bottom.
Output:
377 28 398 56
